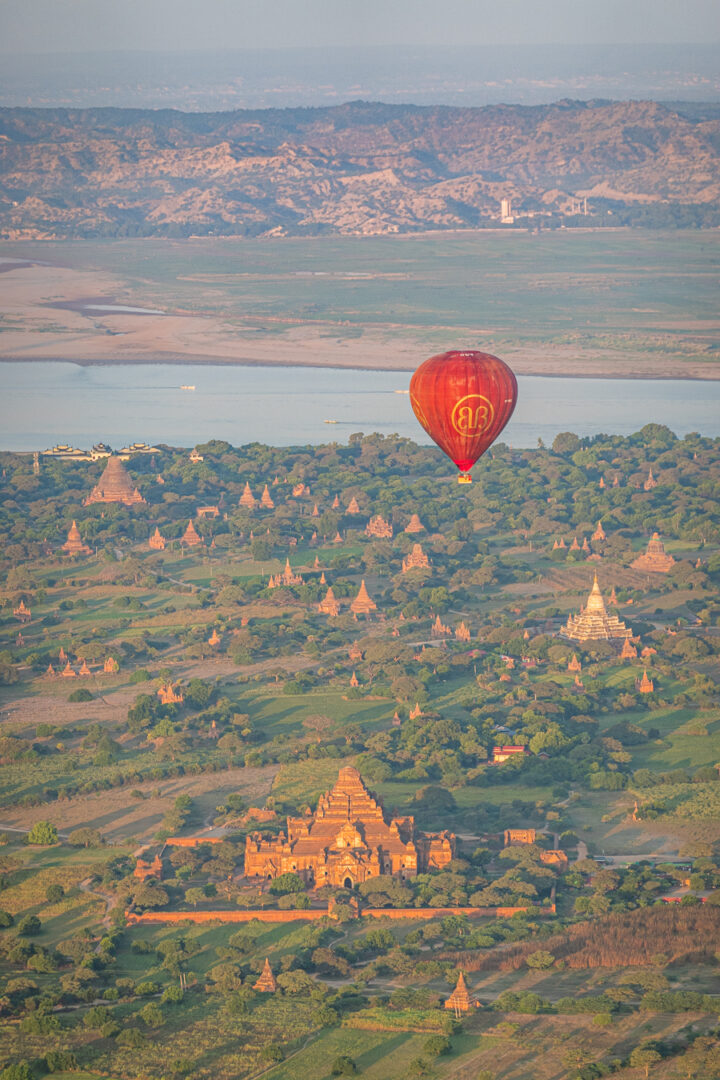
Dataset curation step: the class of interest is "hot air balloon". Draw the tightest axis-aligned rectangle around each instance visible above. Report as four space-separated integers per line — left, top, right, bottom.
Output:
410 350 517 483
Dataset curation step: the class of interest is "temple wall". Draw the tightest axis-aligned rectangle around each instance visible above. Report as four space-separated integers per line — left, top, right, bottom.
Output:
126 903 555 925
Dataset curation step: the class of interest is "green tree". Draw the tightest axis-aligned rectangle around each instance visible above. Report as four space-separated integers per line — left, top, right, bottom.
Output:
629 1047 662 1078
27 821 58 845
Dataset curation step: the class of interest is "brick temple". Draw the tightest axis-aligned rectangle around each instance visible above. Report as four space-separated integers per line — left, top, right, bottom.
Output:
350 580 377 615
62 521 92 557
244 766 454 887
366 515 393 539
318 586 340 616
402 543 430 573
85 456 145 506
148 527 166 550
560 575 632 644
404 514 425 534
631 533 675 573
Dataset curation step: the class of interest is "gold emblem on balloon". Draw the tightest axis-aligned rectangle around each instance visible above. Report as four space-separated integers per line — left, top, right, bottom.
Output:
450 394 494 436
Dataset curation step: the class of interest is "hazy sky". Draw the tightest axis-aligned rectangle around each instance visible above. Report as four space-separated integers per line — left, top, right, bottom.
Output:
2 0 719 54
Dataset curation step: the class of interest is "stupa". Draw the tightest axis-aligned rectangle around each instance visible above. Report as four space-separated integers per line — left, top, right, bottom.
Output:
45 663 56 677
404 514 425 534
104 657 119 674
348 642 363 662
444 972 476 1015
592 521 606 542
567 654 582 673
239 483 257 509
349 671 359 687
402 544 430 573
181 520 203 547
569 536 581 552
455 621 471 642
631 533 675 573
608 587 618 606
350 580 377 615
311 504 320 517
409 704 422 720
148 527 166 550
620 638 637 660
346 496 361 514
62 661 77 678
318 587 340 616
78 660 91 677
85 456 145 506
62 521 92 557
366 515 393 539
208 628 221 647
281 559 303 586
253 958 277 993
598 476 606 489
331 494 340 509
432 614 451 637
333 531 343 543
560 574 633 643
644 469 658 491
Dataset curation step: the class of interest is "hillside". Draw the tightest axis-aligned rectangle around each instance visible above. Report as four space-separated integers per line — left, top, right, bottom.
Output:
1 99 720 238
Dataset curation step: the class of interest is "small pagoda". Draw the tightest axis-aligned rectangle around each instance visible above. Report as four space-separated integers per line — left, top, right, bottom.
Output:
62 661 77 678
331 494 340 509
402 544 430 573
366 515 393 539
78 659 91 677
455 621 471 642
348 641 363 662
637 670 654 694
631 533 675 574
432 614 451 637
13 599 31 623
350 580 377 615
608 587 618 606
318 587 340 616
85 456 145 506
62 521 92 557
239 483 257 509
569 536 581 552
444 972 476 1016
405 513 425 534
253 958 277 994
189 448 204 463
181 520 203 547
260 485 275 509
592 521 606 542
346 496 361 514
409 703 423 720
567 654 582 673
560 575 633 644
311 503 320 517
644 469 658 491
281 559 303 586
148 527 166 551
45 663 56 677
349 671 360 688
103 656 119 674
620 638 638 660
208 628 221 647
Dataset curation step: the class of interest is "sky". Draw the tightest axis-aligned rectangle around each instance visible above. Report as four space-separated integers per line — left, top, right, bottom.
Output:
1 0 720 54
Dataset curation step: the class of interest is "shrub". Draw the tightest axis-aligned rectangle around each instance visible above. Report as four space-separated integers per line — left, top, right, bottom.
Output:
46 884 65 903
17 914 41 936
331 1056 358 1075
68 688 93 702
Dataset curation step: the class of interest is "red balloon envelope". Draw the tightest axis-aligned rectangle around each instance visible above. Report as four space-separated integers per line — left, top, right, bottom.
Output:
410 350 517 482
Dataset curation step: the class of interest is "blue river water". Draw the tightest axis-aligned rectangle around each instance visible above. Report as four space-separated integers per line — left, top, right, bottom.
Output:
1 362 719 452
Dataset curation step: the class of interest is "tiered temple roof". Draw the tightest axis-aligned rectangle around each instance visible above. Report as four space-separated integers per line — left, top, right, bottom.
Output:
239 482 257 509
404 514 425 534
567 654 582 672
350 580 377 614
181 520 203 547
346 496 361 514
560 575 633 643
402 543 430 573
253 958 277 993
620 638 638 660
208 628 221 647
349 671 359 687
62 521 92 557
244 766 454 887
592 521 606 542
608 587 618 606
149 527 166 550
331 495 340 509
631 533 675 573
644 469 658 491
432 614 451 637
318 587 340 616
78 660 91 676
455 621 471 642
366 515 393 539
103 657 119 673
85 456 145 506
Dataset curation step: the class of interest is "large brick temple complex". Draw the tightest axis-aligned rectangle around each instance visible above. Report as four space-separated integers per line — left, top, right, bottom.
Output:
244 766 455 888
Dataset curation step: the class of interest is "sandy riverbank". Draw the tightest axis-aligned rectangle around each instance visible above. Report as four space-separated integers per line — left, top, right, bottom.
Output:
2 259 719 380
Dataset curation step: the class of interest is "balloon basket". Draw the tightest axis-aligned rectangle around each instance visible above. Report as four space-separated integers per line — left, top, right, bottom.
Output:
457 473 472 485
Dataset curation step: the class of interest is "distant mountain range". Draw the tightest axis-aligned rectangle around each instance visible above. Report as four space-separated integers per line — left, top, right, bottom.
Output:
2 98 720 239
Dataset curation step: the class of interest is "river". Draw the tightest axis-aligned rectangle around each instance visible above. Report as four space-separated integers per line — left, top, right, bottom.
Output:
1 362 719 452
